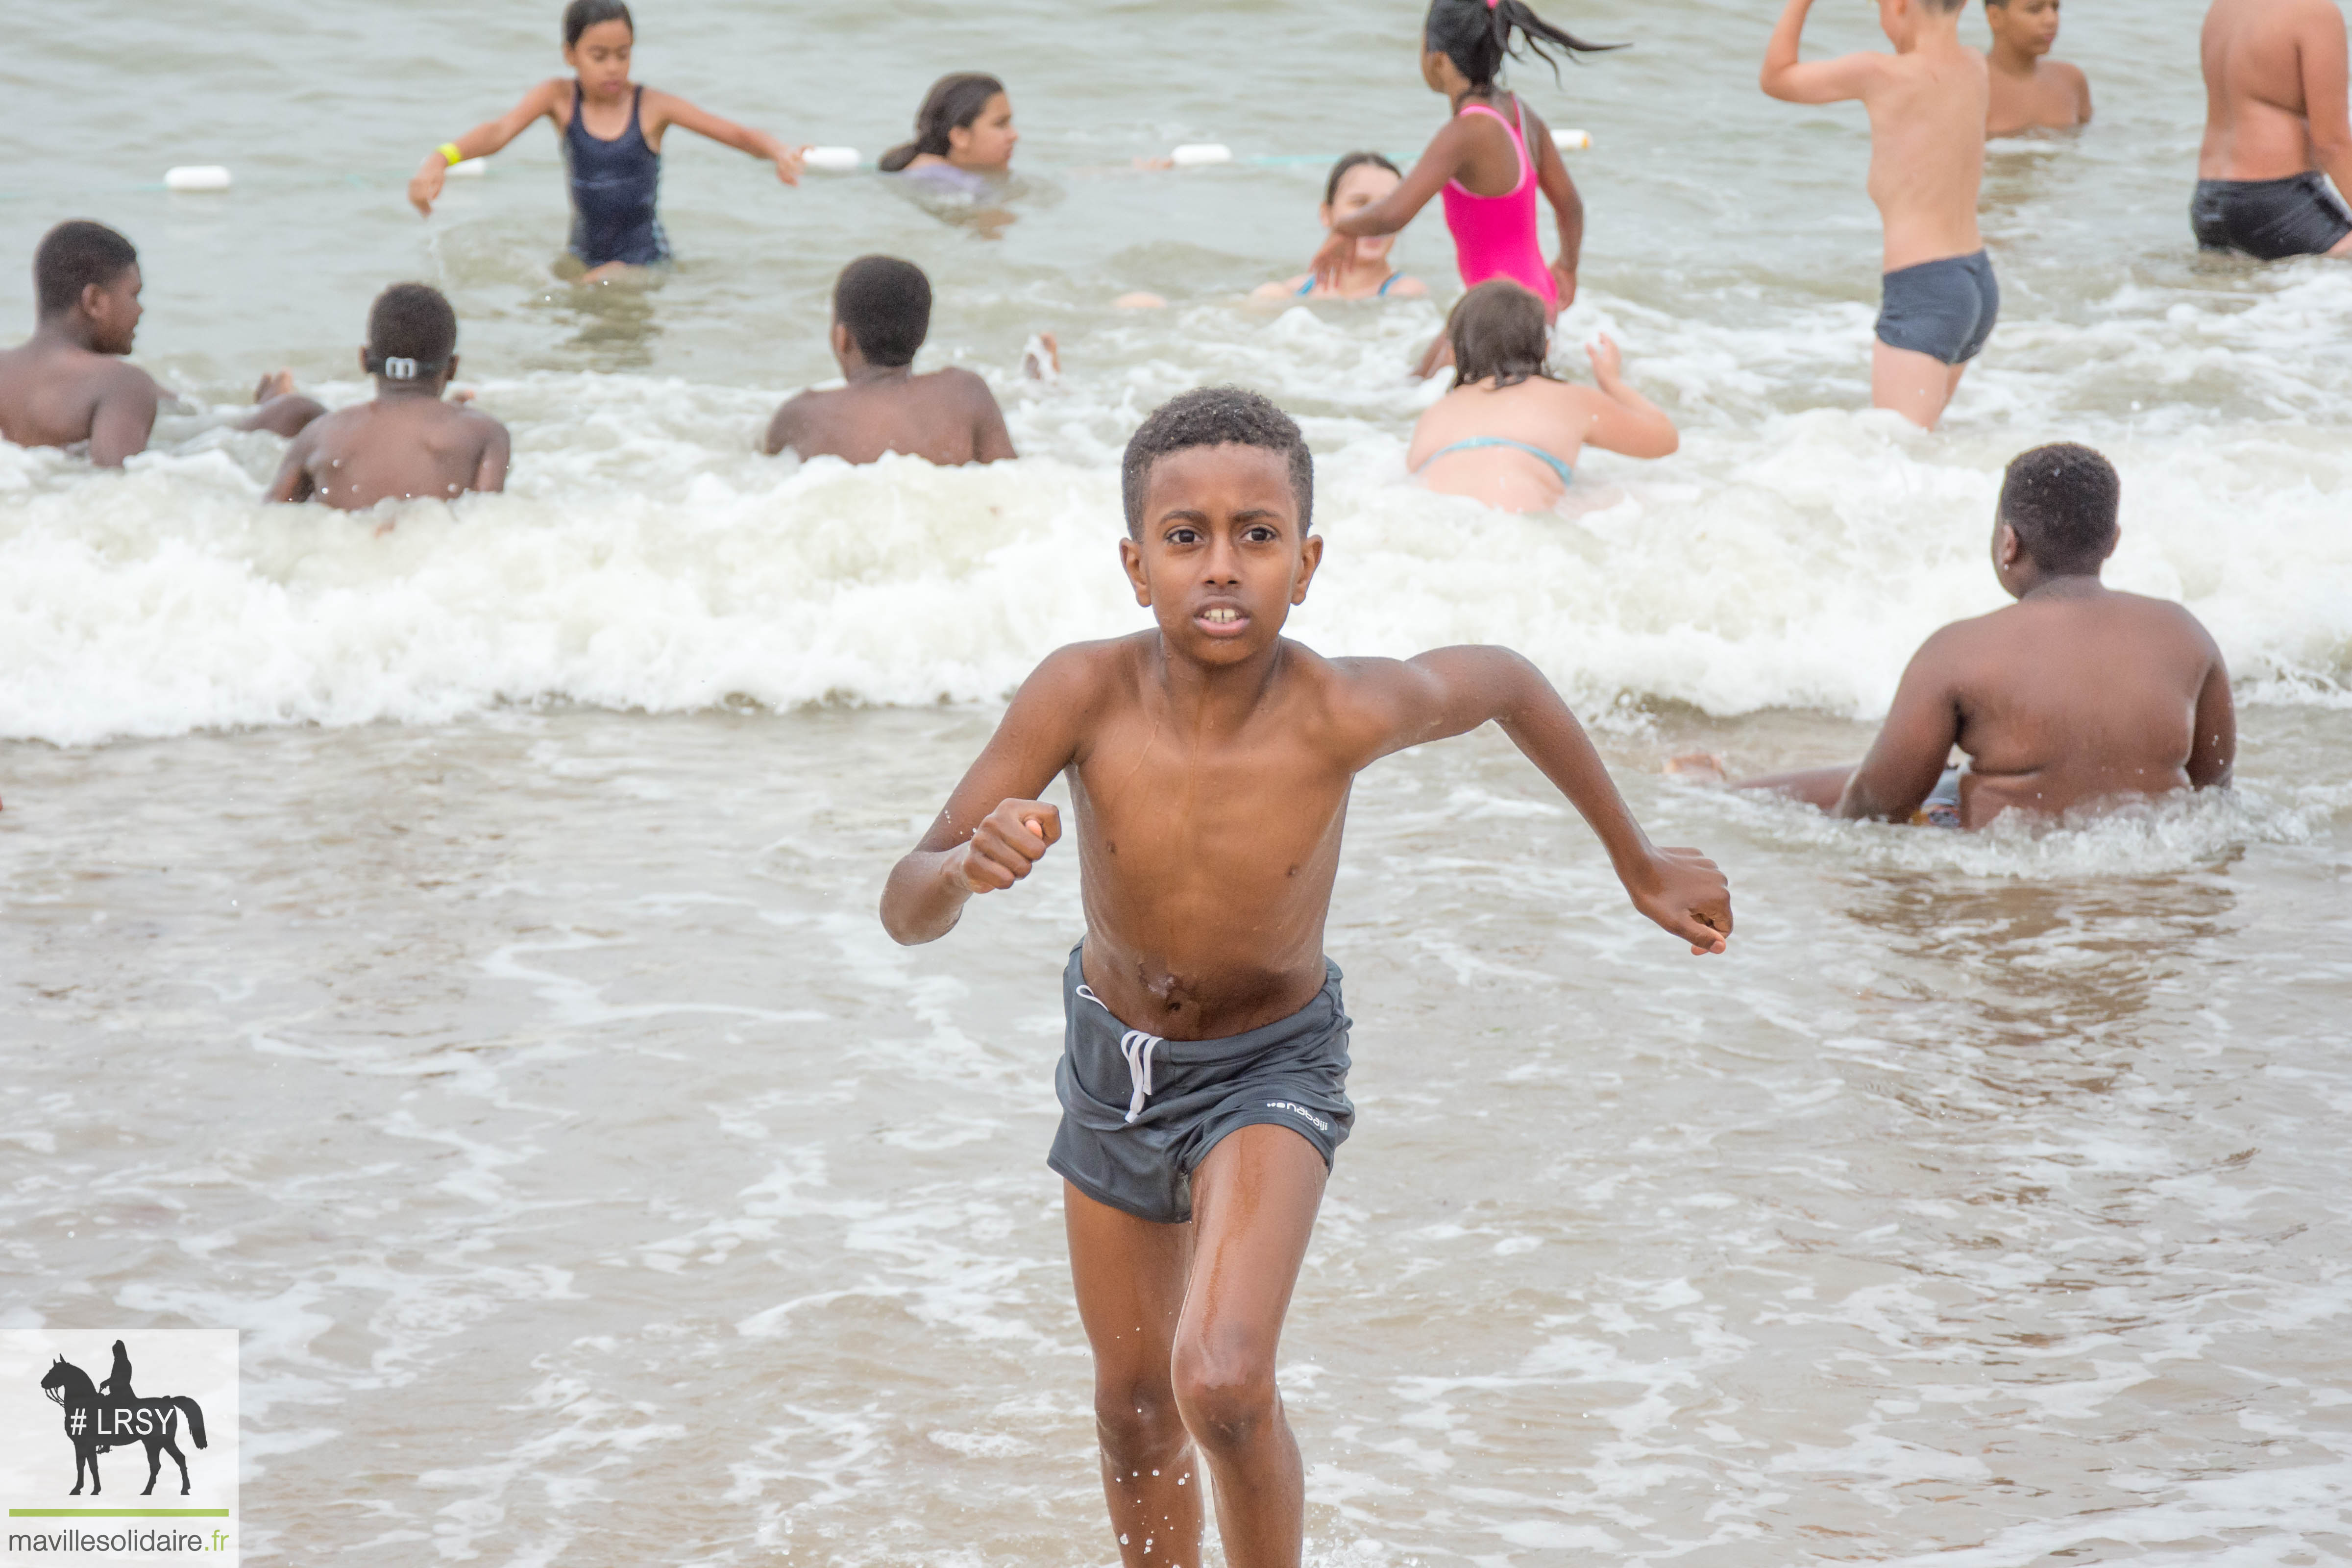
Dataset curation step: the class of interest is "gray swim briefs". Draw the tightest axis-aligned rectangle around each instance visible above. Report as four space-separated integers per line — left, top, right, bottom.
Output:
1047 945 1355 1225
1876 249 2000 366
2191 173 2352 261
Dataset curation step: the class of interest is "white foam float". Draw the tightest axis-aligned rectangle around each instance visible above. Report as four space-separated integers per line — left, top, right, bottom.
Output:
1170 143 1233 168
1553 128 1592 151
163 166 232 192
447 157 489 178
803 146 861 172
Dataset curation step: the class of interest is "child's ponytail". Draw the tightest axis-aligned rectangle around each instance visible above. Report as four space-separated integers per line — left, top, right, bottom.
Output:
878 73 1006 173
1423 0 1622 91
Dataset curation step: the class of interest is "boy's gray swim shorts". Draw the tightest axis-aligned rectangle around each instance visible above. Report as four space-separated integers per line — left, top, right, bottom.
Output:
1876 249 2000 366
1047 945 1355 1225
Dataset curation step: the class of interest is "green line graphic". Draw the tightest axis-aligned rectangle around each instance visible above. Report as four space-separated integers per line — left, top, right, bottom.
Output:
8 1508 231 1517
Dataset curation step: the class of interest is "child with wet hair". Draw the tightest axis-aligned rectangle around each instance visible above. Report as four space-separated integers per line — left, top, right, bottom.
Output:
1311 0 1619 372
880 73 1018 185
1255 153 1430 301
264 284 510 511
883 382 1728 1568
1406 279 1675 512
406 0 808 281
1682 443 2235 828
762 255 1016 466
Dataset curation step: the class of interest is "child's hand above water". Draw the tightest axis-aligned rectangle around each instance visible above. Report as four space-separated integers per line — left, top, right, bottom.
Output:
1308 229 1356 292
766 138 808 187
1624 844 1733 955
1587 332 1624 386
951 799 1062 893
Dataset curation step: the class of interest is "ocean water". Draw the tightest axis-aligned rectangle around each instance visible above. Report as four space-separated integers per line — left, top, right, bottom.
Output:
5 0 2351 1563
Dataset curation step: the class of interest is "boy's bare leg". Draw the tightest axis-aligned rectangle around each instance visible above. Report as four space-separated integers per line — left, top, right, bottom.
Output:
237 369 326 438
1066 1185 1203 1567
1872 340 1960 428
1174 1123 1328 1568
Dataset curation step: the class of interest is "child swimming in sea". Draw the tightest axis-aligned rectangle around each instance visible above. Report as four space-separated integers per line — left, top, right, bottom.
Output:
264 284 510 511
1254 153 1430 301
1311 0 1619 376
1984 0 2091 137
882 384 1729 1568
878 73 1018 189
404 0 807 281
1408 279 1676 512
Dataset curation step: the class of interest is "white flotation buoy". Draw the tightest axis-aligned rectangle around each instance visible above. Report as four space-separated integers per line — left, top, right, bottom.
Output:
1170 143 1233 168
803 146 861 172
447 157 489 178
164 166 232 192
1552 128 1592 151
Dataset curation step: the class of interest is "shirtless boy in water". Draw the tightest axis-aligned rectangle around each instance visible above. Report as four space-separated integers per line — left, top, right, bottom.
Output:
2193 0 2352 258
265 283 509 511
1984 0 2092 136
1681 443 2234 829
1763 0 1995 429
880 387 1731 1568
762 255 1015 465
0 221 318 467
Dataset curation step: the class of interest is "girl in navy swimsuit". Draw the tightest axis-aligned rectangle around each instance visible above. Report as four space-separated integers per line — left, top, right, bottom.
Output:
408 0 809 279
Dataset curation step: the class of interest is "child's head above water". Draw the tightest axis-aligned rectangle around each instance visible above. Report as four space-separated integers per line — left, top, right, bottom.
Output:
1121 387 1314 539
1422 0 1621 94
1323 152 1404 254
1447 280 1553 389
365 283 460 392
562 0 633 90
879 74 1015 173
1996 441 2118 580
832 255 931 369
34 220 141 345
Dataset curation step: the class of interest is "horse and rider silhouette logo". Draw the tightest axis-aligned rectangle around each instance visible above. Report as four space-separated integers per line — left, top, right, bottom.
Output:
36 1338 209 1496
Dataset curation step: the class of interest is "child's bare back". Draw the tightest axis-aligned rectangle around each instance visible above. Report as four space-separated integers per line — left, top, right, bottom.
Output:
1703 444 2234 829
263 283 509 512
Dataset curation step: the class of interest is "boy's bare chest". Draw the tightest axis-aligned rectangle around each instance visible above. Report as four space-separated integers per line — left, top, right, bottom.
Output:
1069 720 1355 870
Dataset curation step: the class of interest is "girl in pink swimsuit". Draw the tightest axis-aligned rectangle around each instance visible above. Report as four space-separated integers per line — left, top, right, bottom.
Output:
1311 0 1622 372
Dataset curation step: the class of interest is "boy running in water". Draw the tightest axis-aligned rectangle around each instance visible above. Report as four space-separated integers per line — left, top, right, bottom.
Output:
1984 0 2093 137
1762 0 1995 429
880 387 1731 1568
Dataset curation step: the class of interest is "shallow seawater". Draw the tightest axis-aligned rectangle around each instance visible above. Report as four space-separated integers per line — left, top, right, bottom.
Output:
5 708 2350 1565
5 0 2352 1562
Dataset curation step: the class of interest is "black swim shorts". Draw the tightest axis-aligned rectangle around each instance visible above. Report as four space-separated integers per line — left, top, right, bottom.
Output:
1047 945 1355 1225
1876 250 2001 366
2190 174 2352 261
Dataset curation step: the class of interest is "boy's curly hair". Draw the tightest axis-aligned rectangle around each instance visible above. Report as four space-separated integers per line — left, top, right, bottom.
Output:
1120 387 1313 537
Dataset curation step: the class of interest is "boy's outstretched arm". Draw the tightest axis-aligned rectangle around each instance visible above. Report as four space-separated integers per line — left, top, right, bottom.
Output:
644 92 807 185
1760 0 1884 104
1834 632 1963 820
1349 647 1731 953
409 81 566 216
880 646 1100 945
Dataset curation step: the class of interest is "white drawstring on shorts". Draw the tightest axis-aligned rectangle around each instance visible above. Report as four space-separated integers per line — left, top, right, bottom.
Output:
1077 984 1165 1125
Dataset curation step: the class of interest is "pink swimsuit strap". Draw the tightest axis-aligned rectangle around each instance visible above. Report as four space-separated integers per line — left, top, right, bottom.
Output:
1440 96 1558 307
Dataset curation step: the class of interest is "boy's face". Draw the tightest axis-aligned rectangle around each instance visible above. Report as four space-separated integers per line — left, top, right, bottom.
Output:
564 21 634 96
84 264 143 354
1986 0 2060 55
1122 443 1322 668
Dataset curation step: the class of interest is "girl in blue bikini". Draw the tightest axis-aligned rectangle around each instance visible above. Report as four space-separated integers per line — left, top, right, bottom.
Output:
407 0 808 281
1255 153 1430 301
1406 279 1677 512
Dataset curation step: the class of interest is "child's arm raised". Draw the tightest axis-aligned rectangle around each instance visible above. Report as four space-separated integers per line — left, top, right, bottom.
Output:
1343 648 1731 953
641 91 807 187
409 80 569 217
1760 0 1888 105
880 645 1102 945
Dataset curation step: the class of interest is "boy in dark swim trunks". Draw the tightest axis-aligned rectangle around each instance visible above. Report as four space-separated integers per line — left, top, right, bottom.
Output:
0 221 319 466
2193 0 2352 259
880 387 1731 1568
1763 0 1997 428
762 256 1016 466
406 0 808 281
1676 443 2235 829
264 284 510 512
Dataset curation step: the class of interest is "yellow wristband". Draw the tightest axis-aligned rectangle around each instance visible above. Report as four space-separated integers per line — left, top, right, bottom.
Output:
439 143 465 166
